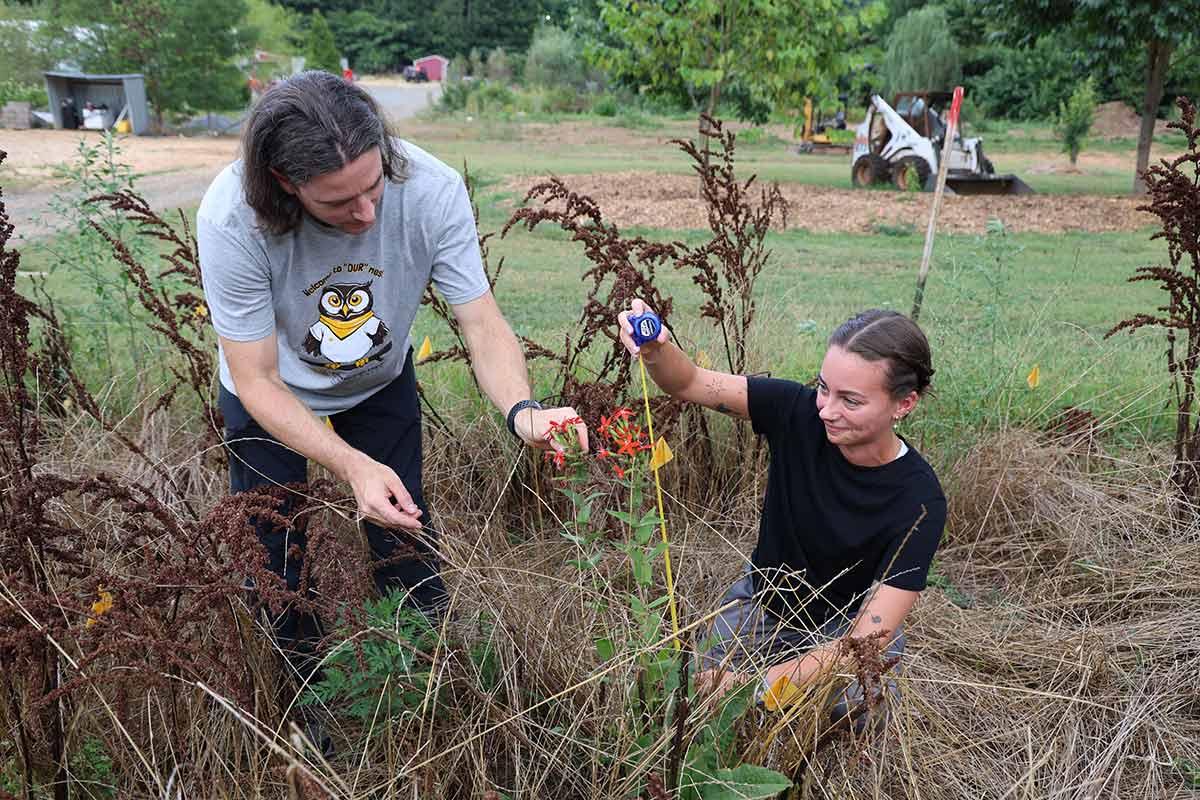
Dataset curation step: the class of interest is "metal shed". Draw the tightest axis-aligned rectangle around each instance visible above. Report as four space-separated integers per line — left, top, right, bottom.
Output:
43 71 150 135
414 55 448 82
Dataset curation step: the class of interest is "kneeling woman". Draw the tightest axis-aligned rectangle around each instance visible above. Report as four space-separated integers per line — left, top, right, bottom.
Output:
617 301 945 711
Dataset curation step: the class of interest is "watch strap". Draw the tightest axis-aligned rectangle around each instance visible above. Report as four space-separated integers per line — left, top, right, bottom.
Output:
506 399 543 437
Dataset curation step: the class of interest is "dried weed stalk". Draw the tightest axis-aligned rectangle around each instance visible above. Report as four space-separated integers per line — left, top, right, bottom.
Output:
671 115 788 376
1108 97 1200 501
503 175 677 420
0 166 372 792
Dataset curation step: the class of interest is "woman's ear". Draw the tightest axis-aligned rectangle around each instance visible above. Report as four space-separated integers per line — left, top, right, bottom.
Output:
894 390 919 420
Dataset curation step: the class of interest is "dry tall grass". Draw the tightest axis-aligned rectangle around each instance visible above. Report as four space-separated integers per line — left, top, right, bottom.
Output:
7 394 1198 798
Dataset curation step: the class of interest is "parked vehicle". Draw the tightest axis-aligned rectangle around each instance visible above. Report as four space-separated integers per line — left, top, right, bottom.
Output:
852 92 1033 195
403 66 429 83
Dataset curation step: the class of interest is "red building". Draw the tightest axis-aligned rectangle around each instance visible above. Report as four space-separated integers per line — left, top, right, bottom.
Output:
414 55 448 81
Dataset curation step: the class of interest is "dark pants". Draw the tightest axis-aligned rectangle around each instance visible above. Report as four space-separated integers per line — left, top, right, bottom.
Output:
220 350 445 686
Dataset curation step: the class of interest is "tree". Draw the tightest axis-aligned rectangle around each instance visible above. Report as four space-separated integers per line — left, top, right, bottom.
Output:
328 8 410 73
524 25 589 89
882 6 962 95
430 0 550 57
985 0 1200 193
0 3 58 86
49 0 253 126
592 0 871 122
244 0 304 56
305 9 341 72
1054 76 1096 166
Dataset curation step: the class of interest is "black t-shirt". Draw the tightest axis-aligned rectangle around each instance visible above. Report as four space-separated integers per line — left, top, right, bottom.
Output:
747 376 946 628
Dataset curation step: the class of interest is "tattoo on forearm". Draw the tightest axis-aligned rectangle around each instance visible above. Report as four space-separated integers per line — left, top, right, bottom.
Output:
871 614 882 625
716 403 731 414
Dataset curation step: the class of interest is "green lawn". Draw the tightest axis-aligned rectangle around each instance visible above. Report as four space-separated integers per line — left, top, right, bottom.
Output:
436 194 1171 457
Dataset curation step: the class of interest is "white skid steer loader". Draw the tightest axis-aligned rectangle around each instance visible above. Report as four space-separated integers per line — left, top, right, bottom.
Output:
851 92 1033 195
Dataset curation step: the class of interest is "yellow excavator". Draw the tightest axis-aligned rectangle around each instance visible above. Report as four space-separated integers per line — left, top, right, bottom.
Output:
795 97 852 154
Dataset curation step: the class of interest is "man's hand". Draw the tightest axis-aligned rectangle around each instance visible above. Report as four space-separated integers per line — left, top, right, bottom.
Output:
450 293 590 455
339 452 423 530
512 406 589 454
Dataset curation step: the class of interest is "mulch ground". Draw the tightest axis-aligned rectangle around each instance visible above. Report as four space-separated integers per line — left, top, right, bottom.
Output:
501 171 1155 235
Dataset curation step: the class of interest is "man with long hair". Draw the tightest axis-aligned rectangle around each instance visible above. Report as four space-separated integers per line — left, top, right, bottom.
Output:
198 71 585 744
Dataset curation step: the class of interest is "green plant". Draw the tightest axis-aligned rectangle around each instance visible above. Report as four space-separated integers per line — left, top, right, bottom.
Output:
883 6 962 95
305 10 341 74
466 81 517 114
301 591 439 723
524 24 589 90
678 684 792 800
36 132 163 380
486 46 513 82
545 410 792 798
943 218 1022 372
437 77 475 112
1175 757 1200 789
69 736 115 799
871 219 917 236
0 78 49 108
592 93 619 117
967 35 1085 121
1055 76 1097 165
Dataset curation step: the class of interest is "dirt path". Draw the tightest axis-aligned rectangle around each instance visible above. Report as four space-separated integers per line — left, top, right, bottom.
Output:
0 81 441 241
501 171 1155 235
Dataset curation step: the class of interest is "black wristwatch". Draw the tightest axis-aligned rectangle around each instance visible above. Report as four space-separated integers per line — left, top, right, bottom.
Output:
506 399 543 437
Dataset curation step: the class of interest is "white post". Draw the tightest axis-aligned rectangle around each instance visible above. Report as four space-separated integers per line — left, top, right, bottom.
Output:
912 85 964 323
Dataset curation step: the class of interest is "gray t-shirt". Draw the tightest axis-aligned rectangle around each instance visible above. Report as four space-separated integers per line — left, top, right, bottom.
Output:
197 141 488 415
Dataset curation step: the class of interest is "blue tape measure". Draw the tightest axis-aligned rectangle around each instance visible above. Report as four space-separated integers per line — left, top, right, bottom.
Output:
629 311 662 347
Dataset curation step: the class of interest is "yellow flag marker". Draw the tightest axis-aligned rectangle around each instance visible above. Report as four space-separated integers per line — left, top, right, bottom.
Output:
1026 364 1040 389
87 588 113 628
650 437 674 471
762 674 803 712
416 335 433 363
696 349 712 370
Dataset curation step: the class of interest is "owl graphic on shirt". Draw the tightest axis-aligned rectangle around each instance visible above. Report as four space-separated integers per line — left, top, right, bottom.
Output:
302 280 389 369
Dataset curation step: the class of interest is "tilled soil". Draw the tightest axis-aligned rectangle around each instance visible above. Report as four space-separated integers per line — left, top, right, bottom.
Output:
502 171 1155 234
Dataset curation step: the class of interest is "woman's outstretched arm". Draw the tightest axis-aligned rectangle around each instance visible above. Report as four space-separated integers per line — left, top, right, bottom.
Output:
618 298 749 417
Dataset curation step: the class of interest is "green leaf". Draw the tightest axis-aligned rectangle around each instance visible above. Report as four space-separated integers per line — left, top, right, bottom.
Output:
607 509 640 526
709 764 792 798
594 637 615 661
638 510 663 528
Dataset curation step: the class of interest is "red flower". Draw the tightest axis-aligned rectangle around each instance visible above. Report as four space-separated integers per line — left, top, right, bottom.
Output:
616 438 641 457
612 464 626 479
545 416 583 436
597 448 610 459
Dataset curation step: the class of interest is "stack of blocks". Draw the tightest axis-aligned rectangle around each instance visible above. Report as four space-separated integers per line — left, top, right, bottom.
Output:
0 102 32 130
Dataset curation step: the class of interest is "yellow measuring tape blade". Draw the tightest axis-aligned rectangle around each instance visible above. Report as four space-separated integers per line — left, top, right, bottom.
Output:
638 355 682 650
